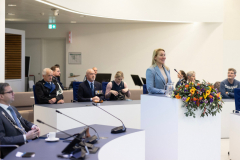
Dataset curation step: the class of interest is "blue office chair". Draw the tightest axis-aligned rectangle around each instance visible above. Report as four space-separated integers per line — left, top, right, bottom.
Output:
33 85 39 104
72 82 82 102
102 82 109 100
234 88 240 112
143 84 148 94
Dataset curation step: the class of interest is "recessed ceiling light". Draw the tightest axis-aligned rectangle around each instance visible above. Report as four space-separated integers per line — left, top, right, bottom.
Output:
8 13 15 16
71 21 77 23
8 4 17 7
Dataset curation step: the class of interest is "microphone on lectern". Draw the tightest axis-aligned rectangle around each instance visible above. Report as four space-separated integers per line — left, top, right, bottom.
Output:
92 103 126 134
55 110 100 142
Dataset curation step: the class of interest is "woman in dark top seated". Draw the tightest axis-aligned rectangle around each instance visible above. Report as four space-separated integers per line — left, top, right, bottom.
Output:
175 70 187 88
105 71 131 100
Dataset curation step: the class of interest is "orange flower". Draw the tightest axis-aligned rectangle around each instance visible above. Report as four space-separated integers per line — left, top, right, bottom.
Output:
185 85 189 88
197 83 200 86
193 97 197 101
199 97 203 100
208 95 213 99
196 100 200 107
175 94 181 99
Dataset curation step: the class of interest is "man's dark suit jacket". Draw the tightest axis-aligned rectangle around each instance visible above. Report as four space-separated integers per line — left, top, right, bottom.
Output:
0 106 33 158
35 79 64 104
78 80 104 102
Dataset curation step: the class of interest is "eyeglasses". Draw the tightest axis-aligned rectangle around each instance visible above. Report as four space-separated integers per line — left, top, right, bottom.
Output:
4 91 14 94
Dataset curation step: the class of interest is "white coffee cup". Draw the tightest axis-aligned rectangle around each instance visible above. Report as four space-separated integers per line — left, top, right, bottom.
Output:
47 132 56 140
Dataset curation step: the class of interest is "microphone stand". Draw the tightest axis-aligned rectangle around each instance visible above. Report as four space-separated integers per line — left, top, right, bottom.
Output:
92 103 126 134
56 110 100 140
36 119 90 156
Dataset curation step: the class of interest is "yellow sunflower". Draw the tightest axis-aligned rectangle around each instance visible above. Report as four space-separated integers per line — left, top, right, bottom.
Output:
206 90 210 95
190 89 195 95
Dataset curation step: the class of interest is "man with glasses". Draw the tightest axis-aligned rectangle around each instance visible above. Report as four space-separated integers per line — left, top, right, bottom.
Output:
0 83 40 158
35 68 64 104
78 69 104 102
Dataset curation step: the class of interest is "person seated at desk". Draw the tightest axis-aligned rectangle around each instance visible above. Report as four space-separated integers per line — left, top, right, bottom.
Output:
146 48 172 94
51 65 64 89
83 67 98 81
0 83 40 158
175 70 187 88
220 68 240 98
105 71 131 100
78 69 104 102
187 71 196 83
35 68 64 104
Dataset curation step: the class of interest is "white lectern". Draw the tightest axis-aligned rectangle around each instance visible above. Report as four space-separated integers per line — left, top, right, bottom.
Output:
141 94 221 160
229 113 240 160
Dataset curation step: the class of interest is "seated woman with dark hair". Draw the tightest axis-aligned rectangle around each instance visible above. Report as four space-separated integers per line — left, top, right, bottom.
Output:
214 81 221 93
105 71 131 100
176 70 187 88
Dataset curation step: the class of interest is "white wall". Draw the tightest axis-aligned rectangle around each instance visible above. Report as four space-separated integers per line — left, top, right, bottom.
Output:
222 0 240 79
6 23 223 89
5 28 25 92
0 0 5 82
46 0 223 22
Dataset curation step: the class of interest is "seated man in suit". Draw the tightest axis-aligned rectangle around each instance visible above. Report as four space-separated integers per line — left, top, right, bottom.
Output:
35 68 64 104
51 65 64 89
78 69 104 102
0 83 40 158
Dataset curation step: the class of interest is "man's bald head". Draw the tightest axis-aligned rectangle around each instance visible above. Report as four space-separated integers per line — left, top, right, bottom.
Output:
92 67 98 75
42 68 53 82
86 69 95 82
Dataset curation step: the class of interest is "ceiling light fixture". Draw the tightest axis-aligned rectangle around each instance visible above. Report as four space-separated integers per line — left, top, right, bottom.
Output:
8 4 17 7
8 13 15 16
35 0 194 23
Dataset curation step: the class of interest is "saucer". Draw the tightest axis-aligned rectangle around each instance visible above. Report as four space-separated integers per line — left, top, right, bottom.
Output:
45 138 59 142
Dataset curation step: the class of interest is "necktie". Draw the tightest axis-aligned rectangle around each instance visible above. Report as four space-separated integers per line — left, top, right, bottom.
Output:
91 82 94 96
7 106 26 134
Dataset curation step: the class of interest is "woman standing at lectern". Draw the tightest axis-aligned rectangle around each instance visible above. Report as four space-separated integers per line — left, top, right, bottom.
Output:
146 48 172 94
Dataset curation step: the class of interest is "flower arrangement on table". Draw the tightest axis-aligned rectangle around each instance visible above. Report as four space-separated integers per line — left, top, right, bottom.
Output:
172 80 223 118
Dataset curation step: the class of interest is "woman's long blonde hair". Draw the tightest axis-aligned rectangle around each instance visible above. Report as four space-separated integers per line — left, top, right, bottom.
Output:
151 48 169 71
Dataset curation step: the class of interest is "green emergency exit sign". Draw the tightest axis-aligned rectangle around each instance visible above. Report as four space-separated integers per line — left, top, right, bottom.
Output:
48 24 56 29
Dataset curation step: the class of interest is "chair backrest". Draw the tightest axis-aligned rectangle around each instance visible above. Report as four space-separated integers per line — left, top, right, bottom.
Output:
143 84 148 94
102 82 109 100
33 85 39 104
73 82 82 101
102 82 108 95
234 88 240 111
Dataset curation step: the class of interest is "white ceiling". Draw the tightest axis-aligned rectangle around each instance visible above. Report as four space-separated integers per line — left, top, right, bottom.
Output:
5 0 152 24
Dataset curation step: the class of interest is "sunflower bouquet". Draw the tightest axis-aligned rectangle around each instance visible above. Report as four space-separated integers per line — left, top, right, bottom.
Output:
172 80 223 118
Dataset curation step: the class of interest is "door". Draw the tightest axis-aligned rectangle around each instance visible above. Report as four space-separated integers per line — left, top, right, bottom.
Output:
25 39 42 83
